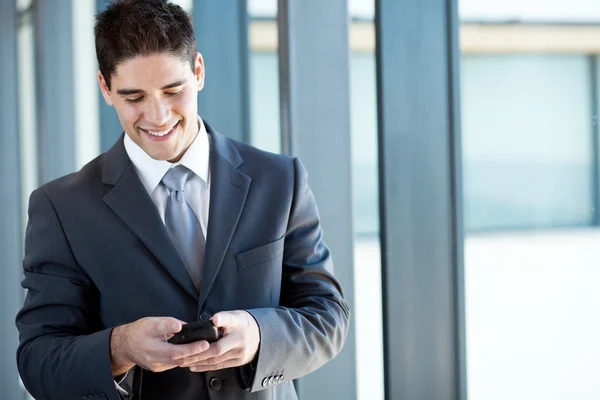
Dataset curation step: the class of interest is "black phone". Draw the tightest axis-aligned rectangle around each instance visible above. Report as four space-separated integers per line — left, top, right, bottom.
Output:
167 320 221 345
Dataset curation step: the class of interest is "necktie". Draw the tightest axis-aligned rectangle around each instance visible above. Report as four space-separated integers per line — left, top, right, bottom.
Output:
161 165 205 291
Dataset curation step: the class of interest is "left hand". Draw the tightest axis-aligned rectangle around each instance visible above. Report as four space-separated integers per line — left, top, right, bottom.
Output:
177 310 260 372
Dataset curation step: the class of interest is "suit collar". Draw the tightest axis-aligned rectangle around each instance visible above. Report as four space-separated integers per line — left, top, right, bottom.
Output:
102 132 130 186
198 121 250 309
204 120 243 169
102 120 243 186
102 122 251 306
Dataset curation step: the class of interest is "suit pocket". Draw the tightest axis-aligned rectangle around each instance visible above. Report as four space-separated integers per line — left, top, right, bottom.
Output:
235 236 285 270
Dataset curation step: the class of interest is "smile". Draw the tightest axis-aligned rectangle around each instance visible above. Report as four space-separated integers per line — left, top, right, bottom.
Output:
141 121 180 140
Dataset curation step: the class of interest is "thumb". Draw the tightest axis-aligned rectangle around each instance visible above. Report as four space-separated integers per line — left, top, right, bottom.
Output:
151 317 184 337
211 311 241 329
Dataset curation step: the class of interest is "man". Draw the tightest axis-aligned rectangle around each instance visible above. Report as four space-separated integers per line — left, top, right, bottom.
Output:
15 1 349 399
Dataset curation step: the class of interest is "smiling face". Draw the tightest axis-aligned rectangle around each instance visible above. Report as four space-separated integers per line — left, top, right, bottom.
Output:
98 52 205 163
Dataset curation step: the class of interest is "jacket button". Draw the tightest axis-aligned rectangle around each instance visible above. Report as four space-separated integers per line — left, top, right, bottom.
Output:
262 377 269 387
200 311 212 320
209 377 222 391
268 376 275 385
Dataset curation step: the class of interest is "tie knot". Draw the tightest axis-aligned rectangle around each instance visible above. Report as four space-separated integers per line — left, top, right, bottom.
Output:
162 165 190 193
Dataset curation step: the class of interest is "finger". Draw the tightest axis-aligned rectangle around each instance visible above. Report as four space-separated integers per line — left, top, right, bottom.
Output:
211 311 243 330
168 340 210 361
156 341 209 364
179 347 239 368
151 317 184 337
177 332 240 367
188 357 245 373
194 332 240 360
179 343 243 368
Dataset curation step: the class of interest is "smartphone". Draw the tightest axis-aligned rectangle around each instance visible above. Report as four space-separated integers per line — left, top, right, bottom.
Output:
167 320 221 345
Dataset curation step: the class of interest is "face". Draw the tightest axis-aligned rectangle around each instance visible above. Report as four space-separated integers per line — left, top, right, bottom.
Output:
98 52 205 163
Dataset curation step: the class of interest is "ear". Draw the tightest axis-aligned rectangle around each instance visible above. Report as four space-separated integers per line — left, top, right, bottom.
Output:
97 71 114 106
194 52 205 92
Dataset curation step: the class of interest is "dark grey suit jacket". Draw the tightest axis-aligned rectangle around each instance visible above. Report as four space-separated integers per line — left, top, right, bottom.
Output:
15 123 350 400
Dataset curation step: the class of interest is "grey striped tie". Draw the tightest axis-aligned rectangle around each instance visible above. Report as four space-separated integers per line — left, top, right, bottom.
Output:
161 165 205 291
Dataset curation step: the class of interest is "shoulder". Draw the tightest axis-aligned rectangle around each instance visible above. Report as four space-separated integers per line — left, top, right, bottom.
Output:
230 137 293 170
34 152 106 207
210 130 300 181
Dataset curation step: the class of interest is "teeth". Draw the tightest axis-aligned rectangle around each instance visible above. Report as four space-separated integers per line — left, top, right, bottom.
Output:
145 123 177 137
147 129 170 137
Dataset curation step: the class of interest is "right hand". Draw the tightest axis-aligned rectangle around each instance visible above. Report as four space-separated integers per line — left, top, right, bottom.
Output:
110 317 210 375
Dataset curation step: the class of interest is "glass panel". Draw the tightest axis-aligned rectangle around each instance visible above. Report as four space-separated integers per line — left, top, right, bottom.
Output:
249 52 281 153
17 6 37 400
248 0 276 19
171 0 193 14
73 0 101 170
17 5 37 233
347 16 382 400
459 3 600 399
461 55 593 231
350 27 384 400
248 0 280 153
17 0 32 12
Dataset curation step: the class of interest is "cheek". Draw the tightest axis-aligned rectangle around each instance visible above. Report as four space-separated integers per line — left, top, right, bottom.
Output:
174 91 197 113
117 104 142 127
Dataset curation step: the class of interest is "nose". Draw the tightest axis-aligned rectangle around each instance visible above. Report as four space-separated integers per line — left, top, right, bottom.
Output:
144 96 172 127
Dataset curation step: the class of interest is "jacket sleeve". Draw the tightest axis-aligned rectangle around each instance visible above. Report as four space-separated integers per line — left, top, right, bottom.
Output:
246 157 351 392
15 188 120 400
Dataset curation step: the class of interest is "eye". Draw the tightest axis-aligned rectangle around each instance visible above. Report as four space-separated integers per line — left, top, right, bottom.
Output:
166 89 183 97
125 97 144 103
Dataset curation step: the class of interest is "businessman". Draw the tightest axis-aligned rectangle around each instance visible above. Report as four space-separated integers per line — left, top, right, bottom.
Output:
15 1 349 399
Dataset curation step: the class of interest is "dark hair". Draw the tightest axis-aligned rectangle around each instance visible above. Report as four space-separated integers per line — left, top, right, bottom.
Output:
95 0 196 90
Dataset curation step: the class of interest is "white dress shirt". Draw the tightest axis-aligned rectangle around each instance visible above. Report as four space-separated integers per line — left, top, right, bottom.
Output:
124 116 211 236
114 116 211 397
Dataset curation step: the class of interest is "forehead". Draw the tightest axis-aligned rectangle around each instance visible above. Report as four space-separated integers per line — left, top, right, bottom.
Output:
111 52 192 88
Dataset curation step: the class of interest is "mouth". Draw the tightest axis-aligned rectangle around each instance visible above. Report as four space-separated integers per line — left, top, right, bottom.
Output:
140 121 180 142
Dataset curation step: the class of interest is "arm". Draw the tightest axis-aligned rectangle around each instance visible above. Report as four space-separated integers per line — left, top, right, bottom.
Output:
16 188 118 400
163 157 350 389
245 157 350 391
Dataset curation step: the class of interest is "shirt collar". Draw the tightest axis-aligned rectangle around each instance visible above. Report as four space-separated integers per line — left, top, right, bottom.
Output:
124 116 210 195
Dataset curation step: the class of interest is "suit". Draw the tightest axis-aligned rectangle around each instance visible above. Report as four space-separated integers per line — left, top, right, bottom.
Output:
15 123 350 400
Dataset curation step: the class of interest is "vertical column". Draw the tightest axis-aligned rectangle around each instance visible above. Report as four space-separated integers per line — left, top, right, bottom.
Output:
193 0 250 142
0 0 24 398
278 1 356 399
34 0 76 183
375 0 467 399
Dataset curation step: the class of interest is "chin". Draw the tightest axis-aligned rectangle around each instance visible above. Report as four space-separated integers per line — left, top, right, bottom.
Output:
145 148 177 162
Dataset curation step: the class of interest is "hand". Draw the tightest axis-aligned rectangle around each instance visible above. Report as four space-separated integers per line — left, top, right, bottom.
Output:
178 310 260 372
110 317 210 375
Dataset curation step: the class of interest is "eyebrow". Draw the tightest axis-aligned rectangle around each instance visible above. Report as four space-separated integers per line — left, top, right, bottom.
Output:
116 80 186 96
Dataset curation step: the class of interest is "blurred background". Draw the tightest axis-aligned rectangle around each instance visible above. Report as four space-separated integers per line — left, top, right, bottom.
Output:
2 0 600 399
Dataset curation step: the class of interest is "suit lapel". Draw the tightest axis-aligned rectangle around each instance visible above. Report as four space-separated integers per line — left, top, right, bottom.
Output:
199 125 251 309
102 136 199 300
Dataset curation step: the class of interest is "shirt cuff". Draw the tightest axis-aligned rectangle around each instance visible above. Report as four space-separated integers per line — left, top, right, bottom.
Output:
114 370 131 399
